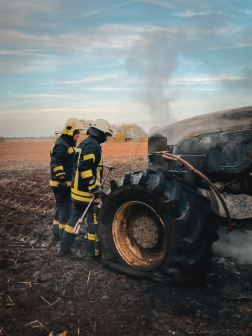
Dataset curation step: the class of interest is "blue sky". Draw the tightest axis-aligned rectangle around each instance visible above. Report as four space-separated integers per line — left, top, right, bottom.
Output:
0 0 252 137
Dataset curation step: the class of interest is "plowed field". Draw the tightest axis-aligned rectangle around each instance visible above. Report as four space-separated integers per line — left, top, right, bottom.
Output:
0 142 148 162
1 141 252 335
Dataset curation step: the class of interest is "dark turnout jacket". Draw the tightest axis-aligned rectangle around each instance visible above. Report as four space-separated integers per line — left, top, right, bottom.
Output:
50 135 76 188
71 136 103 204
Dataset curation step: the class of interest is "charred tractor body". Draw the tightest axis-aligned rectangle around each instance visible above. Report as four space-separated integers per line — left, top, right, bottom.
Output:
97 106 252 284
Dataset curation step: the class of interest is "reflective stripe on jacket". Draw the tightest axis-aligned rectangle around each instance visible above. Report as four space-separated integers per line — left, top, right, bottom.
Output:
71 136 103 204
50 135 76 188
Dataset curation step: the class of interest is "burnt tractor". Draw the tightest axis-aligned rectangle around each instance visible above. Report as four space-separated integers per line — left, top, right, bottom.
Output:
96 106 252 284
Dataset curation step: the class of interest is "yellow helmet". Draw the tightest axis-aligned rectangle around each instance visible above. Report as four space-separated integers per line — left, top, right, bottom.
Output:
62 118 85 136
90 119 113 136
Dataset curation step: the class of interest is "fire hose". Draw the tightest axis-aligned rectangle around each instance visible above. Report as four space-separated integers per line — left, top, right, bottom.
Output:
156 151 236 234
72 164 115 235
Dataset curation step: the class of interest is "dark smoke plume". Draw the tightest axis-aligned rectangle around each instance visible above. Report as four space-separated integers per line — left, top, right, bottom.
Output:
125 30 178 125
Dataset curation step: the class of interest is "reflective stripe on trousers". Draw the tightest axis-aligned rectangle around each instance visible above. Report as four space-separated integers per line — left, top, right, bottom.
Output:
86 212 99 257
53 188 73 238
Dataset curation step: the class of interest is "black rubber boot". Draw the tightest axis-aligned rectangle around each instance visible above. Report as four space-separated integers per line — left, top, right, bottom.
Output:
86 238 95 257
60 230 76 253
52 220 60 241
52 227 60 241
59 229 64 239
52 235 61 242
75 235 85 243
58 249 76 257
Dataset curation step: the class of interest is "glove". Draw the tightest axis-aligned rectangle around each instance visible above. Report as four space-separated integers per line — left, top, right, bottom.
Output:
57 177 67 189
92 185 102 197
87 177 95 186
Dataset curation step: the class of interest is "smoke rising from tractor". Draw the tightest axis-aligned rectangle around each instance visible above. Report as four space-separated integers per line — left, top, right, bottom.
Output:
213 227 252 264
223 65 252 93
125 30 178 126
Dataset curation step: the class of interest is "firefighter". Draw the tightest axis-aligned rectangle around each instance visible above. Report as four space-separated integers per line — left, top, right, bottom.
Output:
50 118 85 240
59 119 113 256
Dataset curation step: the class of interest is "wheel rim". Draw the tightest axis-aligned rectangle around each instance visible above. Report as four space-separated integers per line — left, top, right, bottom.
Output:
112 201 167 271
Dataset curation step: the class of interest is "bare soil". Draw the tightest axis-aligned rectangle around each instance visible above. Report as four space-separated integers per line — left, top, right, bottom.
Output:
0 142 147 162
1 158 252 336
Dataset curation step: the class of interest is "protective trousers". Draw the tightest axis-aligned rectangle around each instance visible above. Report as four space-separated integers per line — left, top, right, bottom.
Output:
60 202 99 257
52 209 59 238
53 188 73 238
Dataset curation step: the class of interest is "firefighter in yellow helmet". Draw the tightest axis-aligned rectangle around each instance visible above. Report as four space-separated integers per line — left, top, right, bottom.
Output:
59 119 113 256
50 118 85 240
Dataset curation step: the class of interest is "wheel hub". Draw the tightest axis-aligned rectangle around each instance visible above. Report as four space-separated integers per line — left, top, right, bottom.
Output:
112 201 167 270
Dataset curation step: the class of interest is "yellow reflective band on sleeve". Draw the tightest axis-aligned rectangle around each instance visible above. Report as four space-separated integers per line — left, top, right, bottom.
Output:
50 146 53 154
56 172 65 177
53 166 63 172
88 182 97 191
59 223 67 230
83 154 95 162
88 233 96 241
68 147 74 154
53 220 59 226
71 192 100 203
64 225 76 234
50 180 71 187
71 188 93 197
96 156 103 185
81 170 93 179
94 214 97 222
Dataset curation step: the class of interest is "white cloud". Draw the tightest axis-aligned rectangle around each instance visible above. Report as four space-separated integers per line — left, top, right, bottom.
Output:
0 56 60 74
0 25 143 51
92 61 125 69
125 74 245 85
85 87 142 91
51 75 118 85
0 0 56 28
174 10 226 17
209 43 252 50
140 0 174 9
182 61 202 65
65 0 139 21
0 21 251 56
0 50 53 60
239 9 252 16
0 108 113 116
174 10 209 17
177 88 218 91
0 50 40 55
170 75 245 83
13 94 86 98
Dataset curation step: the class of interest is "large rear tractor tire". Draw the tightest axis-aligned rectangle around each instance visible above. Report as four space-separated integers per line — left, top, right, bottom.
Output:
98 170 219 284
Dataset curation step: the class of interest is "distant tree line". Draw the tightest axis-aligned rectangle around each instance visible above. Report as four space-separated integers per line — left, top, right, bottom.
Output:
52 119 160 143
78 119 149 143
0 136 5 142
